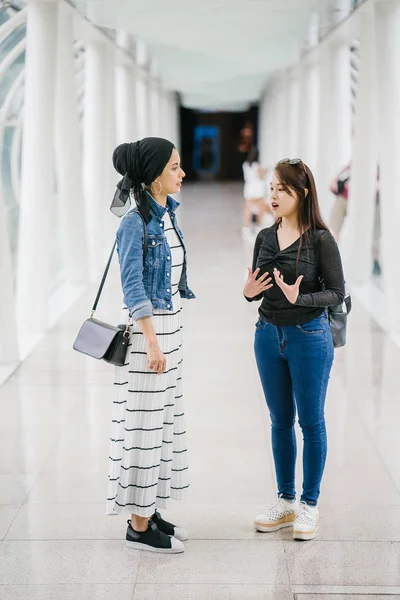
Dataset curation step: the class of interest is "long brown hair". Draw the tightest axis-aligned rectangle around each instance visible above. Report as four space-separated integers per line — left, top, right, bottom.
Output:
274 160 328 269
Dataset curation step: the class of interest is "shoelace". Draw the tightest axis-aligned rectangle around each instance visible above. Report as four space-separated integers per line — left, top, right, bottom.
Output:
269 497 292 517
296 502 317 524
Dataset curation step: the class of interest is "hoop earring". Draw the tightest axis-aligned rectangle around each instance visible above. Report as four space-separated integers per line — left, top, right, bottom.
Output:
151 180 162 196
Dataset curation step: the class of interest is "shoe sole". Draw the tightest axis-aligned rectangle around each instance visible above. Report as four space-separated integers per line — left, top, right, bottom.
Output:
126 540 184 553
254 514 296 533
293 527 319 541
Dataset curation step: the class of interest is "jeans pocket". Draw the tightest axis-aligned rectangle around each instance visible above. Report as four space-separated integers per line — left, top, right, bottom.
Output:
296 317 324 334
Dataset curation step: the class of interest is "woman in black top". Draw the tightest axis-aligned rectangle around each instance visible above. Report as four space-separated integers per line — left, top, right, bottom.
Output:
244 158 345 541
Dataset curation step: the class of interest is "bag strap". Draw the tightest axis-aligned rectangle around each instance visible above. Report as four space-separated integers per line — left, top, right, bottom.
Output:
90 210 148 316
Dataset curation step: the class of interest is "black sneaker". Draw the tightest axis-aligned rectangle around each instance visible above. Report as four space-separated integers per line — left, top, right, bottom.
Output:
125 519 184 553
152 509 188 541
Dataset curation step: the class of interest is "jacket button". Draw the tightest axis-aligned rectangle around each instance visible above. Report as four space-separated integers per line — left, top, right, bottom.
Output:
167 304 171 308
167 273 170 277
167 256 170 260
167 289 170 293
152 241 156 246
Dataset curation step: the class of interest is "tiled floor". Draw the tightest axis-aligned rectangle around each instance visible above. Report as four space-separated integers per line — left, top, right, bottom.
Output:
0 183 400 599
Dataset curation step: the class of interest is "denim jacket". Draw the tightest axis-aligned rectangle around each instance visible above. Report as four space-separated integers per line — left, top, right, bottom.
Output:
116 193 195 320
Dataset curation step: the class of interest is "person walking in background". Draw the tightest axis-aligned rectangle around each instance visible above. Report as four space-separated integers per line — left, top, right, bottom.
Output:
242 147 272 239
244 158 345 540
108 137 195 553
328 164 350 242
329 164 381 275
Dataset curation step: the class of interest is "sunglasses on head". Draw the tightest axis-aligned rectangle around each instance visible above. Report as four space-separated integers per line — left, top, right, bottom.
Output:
278 157 307 174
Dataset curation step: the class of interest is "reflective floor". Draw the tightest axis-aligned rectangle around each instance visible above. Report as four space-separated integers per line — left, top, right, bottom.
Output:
0 183 400 599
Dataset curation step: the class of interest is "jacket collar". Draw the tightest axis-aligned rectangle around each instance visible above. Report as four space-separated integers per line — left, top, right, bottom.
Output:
147 192 180 220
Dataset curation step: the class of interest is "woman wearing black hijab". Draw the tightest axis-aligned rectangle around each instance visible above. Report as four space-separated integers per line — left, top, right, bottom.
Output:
107 137 195 553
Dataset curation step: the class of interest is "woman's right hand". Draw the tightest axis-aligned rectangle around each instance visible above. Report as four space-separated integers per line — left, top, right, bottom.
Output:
244 268 273 299
147 340 167 375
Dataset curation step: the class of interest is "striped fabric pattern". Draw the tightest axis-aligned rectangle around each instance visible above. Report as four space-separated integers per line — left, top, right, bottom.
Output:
107 211 189 517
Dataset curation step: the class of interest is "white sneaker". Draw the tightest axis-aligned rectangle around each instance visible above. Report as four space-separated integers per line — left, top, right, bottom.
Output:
293 501 319 540
254 497 298 532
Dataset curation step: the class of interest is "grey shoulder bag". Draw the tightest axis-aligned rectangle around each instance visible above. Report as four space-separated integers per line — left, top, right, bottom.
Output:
314 230 352 348
73 210 148 366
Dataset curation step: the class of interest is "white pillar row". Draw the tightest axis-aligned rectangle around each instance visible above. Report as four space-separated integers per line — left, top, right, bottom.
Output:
102 43 118 246
83 39 107 278
115 61 136 143
270 88 281 163
171 92 181 148
319 39 352 221
149 82 160 136
276 77 290 160
136 75 149 139
0 188 19 364
158 91 170 140
258 92 268 167
115 32 137 144
165 91 179 147
54 2 88 285
340 5 377 285
375 2 400 334
297 60 320 173
330 42 352 173
264 87 279 167
315 43 334 219
16 0 58 335
287 73 300 158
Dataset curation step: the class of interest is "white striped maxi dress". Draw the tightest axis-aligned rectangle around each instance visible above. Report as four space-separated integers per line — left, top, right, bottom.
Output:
106 210 189 517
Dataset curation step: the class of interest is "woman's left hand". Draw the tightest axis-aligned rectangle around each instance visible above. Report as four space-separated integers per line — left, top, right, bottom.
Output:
273 268 303 304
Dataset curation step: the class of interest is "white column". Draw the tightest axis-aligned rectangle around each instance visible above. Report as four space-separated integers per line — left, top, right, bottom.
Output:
169 92 180 147
330 42 352 172
287 74 300 158
149 82 160 136
340 6 377 284
258 92 268 166
54 2 88 285
298 61 320 172
115 62 136 143
17 0 58 335
83 40 107 277
163 91 178 146
115 32 136 144
136 75 148 139
0 188 19 364
276 78 291 159
135 39 150 139
102 43 119 245
315 44 334 219
157 91 168 139
375 2 400 334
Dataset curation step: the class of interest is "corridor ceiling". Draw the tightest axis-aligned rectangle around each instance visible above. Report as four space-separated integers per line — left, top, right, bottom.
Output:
74 0 334 111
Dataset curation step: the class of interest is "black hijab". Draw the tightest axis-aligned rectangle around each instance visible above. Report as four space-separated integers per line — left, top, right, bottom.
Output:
110 137 175 221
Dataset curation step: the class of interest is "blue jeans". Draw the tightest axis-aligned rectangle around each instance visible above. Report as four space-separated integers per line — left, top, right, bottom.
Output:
254 313 334 506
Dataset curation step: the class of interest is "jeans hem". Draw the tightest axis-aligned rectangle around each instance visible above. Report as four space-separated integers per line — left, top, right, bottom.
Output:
279 494 296 501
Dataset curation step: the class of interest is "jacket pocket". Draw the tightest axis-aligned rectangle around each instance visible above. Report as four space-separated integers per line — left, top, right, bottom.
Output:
147 235 164 265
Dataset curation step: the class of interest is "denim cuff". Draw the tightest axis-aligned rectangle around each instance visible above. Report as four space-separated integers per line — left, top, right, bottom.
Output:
129 299 153 321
